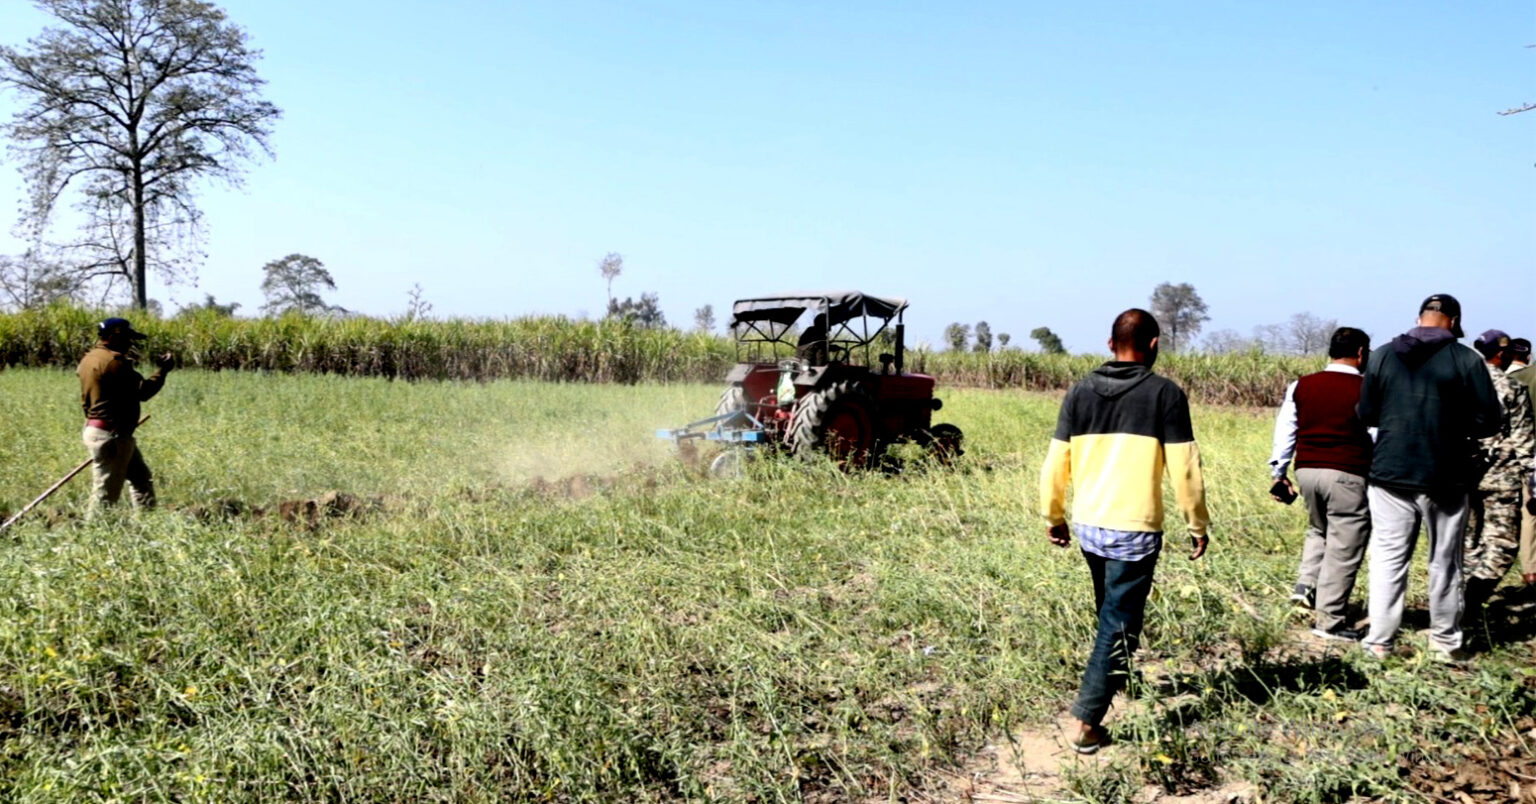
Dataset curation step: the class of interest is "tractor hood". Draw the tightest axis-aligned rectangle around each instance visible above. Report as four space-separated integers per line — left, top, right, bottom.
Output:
730 292 908 328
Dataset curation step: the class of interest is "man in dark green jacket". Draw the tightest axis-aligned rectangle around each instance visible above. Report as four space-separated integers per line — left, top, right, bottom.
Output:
1356 295 1501 661
78 318 173 510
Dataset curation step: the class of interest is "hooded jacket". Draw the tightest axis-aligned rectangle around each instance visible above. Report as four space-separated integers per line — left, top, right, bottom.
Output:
1356 327 1501 494
1040 362 1210 537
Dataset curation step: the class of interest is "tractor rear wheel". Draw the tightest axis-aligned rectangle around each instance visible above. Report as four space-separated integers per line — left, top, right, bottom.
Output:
788 380 879 468
715 385 748 417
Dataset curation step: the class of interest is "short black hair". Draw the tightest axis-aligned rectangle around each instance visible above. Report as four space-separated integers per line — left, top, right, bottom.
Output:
1328 327 1370 359
1111 308 1160 352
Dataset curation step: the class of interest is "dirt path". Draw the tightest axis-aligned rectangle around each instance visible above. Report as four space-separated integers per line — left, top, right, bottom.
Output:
942 716 1257 803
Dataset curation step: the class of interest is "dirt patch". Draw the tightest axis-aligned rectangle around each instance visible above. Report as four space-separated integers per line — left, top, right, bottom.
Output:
1403 715 1536 803
946 716 1258 804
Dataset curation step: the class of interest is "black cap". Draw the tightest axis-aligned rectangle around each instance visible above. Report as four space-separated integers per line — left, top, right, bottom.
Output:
98 317 147 341
1418 294 1464 338
1474 329 1511 359
1511 338 1531 360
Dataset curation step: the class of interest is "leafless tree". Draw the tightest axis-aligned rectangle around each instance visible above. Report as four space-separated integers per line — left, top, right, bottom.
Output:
598 252 623 305
1283 312 1337 356
0 250 78 309
0 0 280 310
693 304 716 333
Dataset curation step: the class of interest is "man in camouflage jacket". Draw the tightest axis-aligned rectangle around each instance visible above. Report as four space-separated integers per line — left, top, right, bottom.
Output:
1465 329 1536 610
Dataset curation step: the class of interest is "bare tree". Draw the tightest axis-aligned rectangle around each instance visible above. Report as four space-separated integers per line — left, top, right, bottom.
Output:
1284 312 1337 356
260 254 342 315
0 250 78 309
0 0 280 311
405 283 432 321
1149 282 1210 352
1202 328 1263 354
693 304 716 333
598 252 623 305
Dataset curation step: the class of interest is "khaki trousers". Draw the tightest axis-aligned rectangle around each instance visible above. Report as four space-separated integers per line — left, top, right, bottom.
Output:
1296 468 1371 632
82 426 155 510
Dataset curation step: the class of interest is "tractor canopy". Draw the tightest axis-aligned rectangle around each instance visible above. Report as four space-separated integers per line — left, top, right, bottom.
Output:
729 291 907 329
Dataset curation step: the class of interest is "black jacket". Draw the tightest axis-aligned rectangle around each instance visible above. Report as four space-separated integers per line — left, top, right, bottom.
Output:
1357 327 1501 493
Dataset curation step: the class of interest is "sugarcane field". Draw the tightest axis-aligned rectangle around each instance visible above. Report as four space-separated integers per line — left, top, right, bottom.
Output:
1 2 1533 803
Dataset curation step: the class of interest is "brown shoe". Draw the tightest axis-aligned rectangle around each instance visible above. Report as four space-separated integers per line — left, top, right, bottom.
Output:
1071 724 1111 755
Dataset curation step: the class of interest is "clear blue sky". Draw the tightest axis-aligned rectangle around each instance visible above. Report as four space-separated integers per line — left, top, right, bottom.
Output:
1 0 1532 351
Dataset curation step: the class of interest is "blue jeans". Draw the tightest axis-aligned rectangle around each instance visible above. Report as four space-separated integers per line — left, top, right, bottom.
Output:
1071 549 1159 726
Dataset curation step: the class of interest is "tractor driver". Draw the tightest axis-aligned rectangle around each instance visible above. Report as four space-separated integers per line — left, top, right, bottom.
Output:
796 313 831 366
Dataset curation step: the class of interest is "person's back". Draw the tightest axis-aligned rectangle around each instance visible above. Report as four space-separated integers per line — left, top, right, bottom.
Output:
1356 295 1501 662
1040 308 1208 754
1358 327 1498 493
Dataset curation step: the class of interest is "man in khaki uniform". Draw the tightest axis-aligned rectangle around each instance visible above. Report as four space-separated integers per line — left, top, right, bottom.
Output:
78 318 173 509
1464 330 1535 610
1509 338 1535 584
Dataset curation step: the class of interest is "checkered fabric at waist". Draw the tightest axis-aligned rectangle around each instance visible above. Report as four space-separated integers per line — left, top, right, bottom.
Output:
1074 524 1163 561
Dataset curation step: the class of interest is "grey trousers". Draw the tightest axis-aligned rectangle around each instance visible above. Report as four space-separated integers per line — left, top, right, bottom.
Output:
1363 486 1467 652
1296 468 1371 631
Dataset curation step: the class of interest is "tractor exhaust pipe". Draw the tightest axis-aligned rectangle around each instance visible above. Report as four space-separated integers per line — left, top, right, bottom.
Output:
894 323 905 374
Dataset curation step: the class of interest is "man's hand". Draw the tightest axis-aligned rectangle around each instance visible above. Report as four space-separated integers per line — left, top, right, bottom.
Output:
1269 476 1296 503
1189 534 1209 561
154 352 176 372
1047 523 1070 548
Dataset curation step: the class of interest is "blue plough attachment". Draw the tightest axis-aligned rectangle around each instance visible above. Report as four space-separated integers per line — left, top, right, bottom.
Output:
656 409 767 445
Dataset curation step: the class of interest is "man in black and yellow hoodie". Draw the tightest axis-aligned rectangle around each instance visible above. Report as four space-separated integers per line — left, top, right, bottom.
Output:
1040 309 1210 754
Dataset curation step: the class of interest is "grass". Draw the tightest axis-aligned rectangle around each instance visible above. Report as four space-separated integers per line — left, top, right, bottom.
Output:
0 368 1531 802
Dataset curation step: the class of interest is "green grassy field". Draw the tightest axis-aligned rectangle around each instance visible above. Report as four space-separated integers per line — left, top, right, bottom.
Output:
0 369 1531 802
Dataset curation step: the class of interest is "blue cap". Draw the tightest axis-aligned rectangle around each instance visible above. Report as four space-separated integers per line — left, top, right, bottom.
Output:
98 317 147 340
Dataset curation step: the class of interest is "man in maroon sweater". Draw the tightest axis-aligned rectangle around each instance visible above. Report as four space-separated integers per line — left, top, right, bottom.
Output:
1269 327 1374 640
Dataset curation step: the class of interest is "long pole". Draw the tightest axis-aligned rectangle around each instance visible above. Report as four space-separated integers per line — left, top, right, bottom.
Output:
0 415 150 534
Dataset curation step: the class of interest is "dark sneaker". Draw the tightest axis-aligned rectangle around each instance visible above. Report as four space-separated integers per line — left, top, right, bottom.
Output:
1311 625 1362 642
1290 584 1316 609
1070 725 1111 755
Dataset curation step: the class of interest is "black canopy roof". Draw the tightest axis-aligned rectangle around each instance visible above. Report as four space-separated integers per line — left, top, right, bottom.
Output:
730 291 908 328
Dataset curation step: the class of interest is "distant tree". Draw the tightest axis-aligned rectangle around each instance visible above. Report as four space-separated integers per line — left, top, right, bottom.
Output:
0 251 77 309
997 332 1011 349
693 304 716 333
1149 282 1210 352
1202 328 1262 354
598 252 623 305
176 293 239 318
259 254 342 315
1283 312 1337 356
0 0 280 311
943 322 970 352
973 321 993 353
1030 326 1066 355
607 292 667 329
405 283 432 321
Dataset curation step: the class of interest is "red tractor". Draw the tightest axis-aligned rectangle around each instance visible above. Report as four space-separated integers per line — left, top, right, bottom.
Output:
658 291 962 475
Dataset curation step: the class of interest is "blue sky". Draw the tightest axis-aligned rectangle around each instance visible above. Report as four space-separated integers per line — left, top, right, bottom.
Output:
1 0 1531 351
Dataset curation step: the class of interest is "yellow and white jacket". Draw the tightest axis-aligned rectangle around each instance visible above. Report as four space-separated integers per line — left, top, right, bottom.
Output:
1040 362 1210 537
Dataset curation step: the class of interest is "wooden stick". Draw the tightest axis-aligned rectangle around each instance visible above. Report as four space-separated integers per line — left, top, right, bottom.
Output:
0 415 150 534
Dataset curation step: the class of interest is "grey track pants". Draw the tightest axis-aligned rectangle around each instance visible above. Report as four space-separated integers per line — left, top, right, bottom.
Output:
1296 468 1371 632
1363 486 1467 653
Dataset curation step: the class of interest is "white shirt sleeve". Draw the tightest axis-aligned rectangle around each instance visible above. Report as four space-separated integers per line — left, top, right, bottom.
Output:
1268 380 1299 478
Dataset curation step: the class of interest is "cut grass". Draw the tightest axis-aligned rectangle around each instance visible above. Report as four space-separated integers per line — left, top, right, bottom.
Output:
0 369 1531 802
